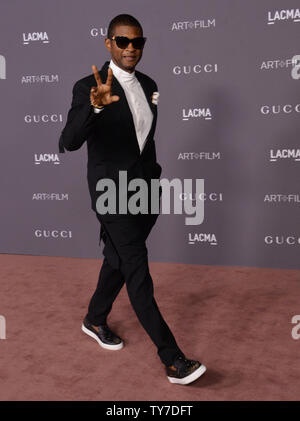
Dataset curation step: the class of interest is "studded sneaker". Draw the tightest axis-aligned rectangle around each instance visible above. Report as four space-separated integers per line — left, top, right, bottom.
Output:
81 315 124 350
166 355 206 385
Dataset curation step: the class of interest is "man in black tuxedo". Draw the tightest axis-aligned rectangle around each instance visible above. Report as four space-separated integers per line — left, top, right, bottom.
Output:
59 14 206 385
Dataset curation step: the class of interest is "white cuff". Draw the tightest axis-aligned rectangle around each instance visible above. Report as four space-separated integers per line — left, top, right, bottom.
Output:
93 106 104 114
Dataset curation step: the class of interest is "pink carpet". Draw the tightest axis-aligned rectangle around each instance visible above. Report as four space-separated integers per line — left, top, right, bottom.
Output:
0 254 299 401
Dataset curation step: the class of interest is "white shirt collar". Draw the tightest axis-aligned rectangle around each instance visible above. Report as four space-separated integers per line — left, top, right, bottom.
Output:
109 58 136 82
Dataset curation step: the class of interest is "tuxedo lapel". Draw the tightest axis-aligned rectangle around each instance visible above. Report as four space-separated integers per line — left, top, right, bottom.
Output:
100 61 136 134
100 61 157 156
134 69 157 155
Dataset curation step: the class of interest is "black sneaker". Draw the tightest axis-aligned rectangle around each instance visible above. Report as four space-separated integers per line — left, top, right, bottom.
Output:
81 316 124 350
166 356 206 385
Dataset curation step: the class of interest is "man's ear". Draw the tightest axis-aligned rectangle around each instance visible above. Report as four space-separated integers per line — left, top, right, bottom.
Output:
104 38 111 53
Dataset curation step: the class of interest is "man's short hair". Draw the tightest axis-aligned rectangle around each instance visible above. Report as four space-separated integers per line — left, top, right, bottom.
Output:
107 14 143 39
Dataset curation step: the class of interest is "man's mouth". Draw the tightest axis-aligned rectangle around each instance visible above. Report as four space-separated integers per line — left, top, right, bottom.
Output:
123 56 136 61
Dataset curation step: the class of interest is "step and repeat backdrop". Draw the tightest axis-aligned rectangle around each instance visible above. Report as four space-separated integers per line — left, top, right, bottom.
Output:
0 0 299 269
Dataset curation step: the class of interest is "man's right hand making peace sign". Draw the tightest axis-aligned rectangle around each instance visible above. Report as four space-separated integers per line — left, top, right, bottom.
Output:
90 64 120 108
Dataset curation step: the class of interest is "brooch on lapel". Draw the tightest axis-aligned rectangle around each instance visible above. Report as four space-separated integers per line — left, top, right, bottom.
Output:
151 91 160 105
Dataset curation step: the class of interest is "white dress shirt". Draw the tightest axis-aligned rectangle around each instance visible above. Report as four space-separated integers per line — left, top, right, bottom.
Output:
93 59 153 154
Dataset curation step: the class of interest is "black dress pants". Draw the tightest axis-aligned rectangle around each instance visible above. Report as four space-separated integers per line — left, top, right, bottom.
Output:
87 210 185 367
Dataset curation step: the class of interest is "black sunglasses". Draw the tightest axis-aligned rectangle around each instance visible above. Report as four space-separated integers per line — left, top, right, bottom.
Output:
109 35 147 50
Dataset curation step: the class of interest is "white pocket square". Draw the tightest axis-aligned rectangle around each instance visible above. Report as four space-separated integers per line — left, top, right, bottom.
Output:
151 91 160 105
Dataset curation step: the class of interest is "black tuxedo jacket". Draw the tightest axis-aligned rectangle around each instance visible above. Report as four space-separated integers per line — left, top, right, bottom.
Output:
58 60 162 212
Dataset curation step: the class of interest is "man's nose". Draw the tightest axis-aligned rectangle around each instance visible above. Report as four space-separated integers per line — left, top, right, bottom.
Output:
126 42 136 50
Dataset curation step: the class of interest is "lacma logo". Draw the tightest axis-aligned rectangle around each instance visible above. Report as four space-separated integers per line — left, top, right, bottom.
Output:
23 32 49 45
34 153 60 165
269 149 300 162
0 315 6 340
182 107 212 121
267 9 300 24
0 55 6 79
188 232 217 245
